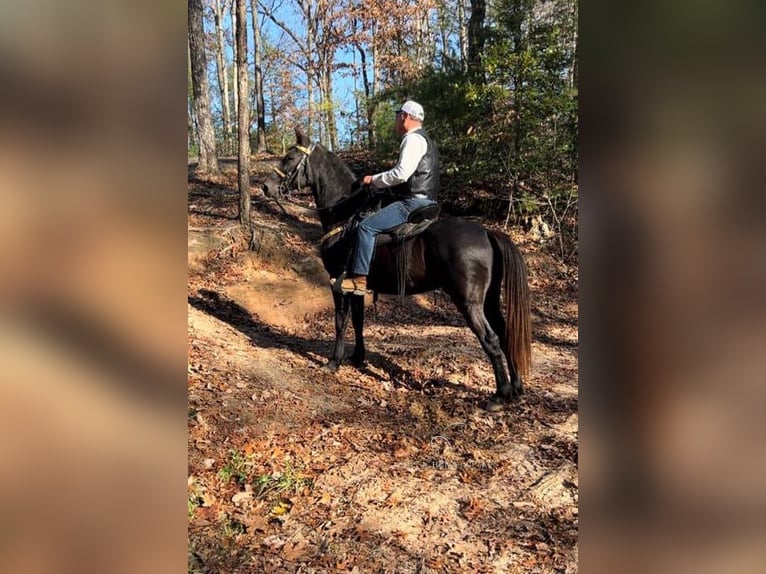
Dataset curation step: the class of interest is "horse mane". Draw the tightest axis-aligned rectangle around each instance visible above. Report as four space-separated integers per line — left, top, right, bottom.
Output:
308 144 369 230
310 144 357 209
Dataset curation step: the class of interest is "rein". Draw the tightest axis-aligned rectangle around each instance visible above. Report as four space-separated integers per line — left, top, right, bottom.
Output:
319 224 345 245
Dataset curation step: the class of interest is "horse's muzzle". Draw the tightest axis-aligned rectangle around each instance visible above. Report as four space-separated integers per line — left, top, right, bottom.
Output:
261 178 279 199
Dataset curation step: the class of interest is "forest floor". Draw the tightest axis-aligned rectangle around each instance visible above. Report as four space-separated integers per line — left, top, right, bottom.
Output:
187 157 579 573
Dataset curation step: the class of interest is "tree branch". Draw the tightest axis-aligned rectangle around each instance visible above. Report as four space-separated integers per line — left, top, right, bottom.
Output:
257 0 307 52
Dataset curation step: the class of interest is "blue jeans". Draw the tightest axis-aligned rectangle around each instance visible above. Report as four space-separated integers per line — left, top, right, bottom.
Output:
350 197 436 276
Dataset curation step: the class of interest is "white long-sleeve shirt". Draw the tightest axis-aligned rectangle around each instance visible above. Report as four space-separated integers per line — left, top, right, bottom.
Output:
370 128 428 189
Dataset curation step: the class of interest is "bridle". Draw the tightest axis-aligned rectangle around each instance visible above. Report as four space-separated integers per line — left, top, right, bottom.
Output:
268 143 365 244
271 144 314 199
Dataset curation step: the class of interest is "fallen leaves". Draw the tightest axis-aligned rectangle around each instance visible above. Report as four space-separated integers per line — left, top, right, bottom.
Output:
385 488 404 507
261 534 286 550
231 491 252 505
460 496 486 521
187 166 579 573
281 531 314 561
317 491 332 506
241 510 270 533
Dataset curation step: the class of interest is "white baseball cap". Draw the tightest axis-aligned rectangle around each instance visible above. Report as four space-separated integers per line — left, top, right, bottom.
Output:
396 100 424 121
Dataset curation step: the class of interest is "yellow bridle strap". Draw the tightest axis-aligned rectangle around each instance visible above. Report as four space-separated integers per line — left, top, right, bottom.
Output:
319 225 344 245
273 145 310 180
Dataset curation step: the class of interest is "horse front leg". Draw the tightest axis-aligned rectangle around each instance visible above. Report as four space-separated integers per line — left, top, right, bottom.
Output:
349 295 366 367
323 292 351 372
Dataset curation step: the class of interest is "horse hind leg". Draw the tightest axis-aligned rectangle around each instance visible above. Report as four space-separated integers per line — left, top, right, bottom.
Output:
484 295 523 397
456 299 518 408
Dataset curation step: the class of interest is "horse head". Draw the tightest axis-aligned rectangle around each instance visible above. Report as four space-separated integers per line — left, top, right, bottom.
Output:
261 127 364 231
261 127 314 200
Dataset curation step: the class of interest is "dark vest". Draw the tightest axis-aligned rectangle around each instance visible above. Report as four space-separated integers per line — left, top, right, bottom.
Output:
402 128 440 200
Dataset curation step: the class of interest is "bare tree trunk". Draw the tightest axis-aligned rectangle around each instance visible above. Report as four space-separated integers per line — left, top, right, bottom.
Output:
413 7 433 68
188 40 197 151
414 9 424 67
422 9 435 65
367 36 379 150
351 60 362 144
370 28 377 96
214 0 232 152
323 63 337 151
236 0 251 229
437 6 450 62
467 0 486 74
570 0 578 90
317 76 325 146
354 42 375 150
188 0 219 174
269 84 277 128
231 0 239 133
458 0 468 69
302 0 314 140
250 0 267 151
370 21 380 147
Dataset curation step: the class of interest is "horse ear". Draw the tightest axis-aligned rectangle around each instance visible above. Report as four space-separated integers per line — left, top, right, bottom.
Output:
294 127 310 148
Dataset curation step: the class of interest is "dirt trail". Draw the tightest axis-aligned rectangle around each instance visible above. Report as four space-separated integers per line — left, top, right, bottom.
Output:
188 160 578 573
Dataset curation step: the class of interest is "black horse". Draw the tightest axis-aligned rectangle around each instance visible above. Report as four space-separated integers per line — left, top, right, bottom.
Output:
262 128 531 409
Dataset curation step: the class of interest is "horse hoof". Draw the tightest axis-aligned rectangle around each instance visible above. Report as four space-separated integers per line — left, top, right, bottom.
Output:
322 361 339 373
485 396 507 412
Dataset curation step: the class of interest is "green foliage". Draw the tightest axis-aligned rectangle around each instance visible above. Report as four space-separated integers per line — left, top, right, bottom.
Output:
216 450 312 500
370 100 400 157
218 450 251 485
188 492 202 519
220 516 246 538
253 460 312 500
372 0 578 262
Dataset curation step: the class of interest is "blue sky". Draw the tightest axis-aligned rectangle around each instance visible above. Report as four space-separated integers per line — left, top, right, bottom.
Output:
208 1 363 147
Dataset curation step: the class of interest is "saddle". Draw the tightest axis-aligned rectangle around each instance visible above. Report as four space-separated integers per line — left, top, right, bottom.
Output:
374 202 440 299
374 203 441 247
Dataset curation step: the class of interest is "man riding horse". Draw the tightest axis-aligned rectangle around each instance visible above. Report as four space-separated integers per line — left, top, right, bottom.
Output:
335 100 439 295
261 116 531 410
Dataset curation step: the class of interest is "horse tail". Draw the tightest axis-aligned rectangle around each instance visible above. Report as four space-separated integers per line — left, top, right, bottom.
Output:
489 230 532 379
